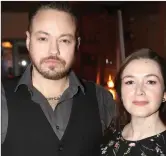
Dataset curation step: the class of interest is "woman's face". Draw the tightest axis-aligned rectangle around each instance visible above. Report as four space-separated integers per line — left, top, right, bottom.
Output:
121 58 166 118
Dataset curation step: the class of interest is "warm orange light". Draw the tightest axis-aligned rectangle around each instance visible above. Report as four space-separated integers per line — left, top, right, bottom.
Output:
2 41 13 48
96 72 100 85
107 74 116 99
107 74 114 88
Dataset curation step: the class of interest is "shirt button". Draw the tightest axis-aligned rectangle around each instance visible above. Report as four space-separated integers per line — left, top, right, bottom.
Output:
59 145 63 151
56 125 59 130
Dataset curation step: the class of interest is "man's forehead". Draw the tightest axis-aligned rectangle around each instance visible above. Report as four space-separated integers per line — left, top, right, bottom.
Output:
32 9 76 26
31 11 76 33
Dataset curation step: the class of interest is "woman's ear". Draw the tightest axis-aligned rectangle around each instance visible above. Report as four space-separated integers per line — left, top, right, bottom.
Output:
163 92 166 102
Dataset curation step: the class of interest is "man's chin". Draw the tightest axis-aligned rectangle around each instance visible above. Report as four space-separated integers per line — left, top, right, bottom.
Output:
41 70 69 80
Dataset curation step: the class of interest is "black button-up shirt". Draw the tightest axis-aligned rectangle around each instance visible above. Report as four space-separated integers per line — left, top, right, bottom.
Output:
2 65 116 142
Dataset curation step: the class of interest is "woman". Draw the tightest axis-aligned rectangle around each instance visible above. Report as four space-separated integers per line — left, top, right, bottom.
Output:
101 48 166 156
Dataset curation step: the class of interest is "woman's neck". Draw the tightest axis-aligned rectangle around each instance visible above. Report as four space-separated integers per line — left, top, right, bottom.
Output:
122 112 166 141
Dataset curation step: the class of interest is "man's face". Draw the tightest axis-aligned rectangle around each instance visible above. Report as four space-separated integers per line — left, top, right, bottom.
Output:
26 9 78 80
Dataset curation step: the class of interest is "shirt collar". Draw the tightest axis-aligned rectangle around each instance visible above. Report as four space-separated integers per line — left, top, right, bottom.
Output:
15 64 85 94
14 64 33 93
68 70 85 94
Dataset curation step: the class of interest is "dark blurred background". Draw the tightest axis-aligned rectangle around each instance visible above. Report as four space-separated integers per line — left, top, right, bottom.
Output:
1 1 166 96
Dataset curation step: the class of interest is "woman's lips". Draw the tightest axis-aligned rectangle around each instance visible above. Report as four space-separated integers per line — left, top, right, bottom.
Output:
132 100 149 106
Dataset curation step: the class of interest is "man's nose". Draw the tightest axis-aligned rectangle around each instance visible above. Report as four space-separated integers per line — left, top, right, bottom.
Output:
49 40 60 55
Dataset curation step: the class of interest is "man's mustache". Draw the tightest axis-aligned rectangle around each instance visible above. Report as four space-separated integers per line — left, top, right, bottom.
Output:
41 56 66 66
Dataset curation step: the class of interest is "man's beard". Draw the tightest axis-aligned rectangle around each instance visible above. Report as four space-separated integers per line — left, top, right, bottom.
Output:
31 55 74 80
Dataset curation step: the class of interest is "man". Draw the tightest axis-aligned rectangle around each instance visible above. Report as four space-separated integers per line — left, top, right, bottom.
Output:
2 2 116 156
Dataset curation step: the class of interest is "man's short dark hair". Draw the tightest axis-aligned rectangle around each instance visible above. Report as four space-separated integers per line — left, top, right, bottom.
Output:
28 2 78 34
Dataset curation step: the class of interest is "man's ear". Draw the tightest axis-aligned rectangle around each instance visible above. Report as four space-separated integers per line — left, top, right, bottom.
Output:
26 31 30 51
76 37 81 51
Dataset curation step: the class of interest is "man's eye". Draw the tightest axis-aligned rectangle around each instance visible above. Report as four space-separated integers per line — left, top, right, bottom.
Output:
60 39 71 44
125 80 134 85
38 37 48 41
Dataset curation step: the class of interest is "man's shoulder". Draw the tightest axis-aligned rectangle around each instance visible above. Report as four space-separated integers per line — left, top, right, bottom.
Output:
81 79 113 98
95 83 113 99
2 76 21 92
81 79 96 86
2 76 21 84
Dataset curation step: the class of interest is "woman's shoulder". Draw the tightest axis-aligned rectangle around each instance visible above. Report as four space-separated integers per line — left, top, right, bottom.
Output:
141 130 166 143
141 130 166 155
161 129 166 137
152 130 166 148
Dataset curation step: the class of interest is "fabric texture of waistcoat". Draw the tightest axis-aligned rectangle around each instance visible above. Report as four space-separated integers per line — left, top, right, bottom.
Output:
2 79 102 156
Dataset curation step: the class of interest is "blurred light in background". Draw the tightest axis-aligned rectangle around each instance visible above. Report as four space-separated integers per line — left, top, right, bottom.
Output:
21 60 27 66
107 74 114 88
2 41 13 48
107 74 116 99
106 58 112 64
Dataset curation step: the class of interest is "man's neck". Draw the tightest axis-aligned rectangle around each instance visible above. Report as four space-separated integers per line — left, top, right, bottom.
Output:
122 112 166 141
32 69 69 98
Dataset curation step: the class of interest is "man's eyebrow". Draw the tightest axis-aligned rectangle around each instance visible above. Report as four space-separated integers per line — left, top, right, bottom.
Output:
59 33 75 39
34 31 75 39
34 31 50 36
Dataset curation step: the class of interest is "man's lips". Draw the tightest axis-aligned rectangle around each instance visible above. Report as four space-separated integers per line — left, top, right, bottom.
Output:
44 59 61 64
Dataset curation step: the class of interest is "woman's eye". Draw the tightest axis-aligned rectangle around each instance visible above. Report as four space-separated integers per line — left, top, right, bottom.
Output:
147 80 157 85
